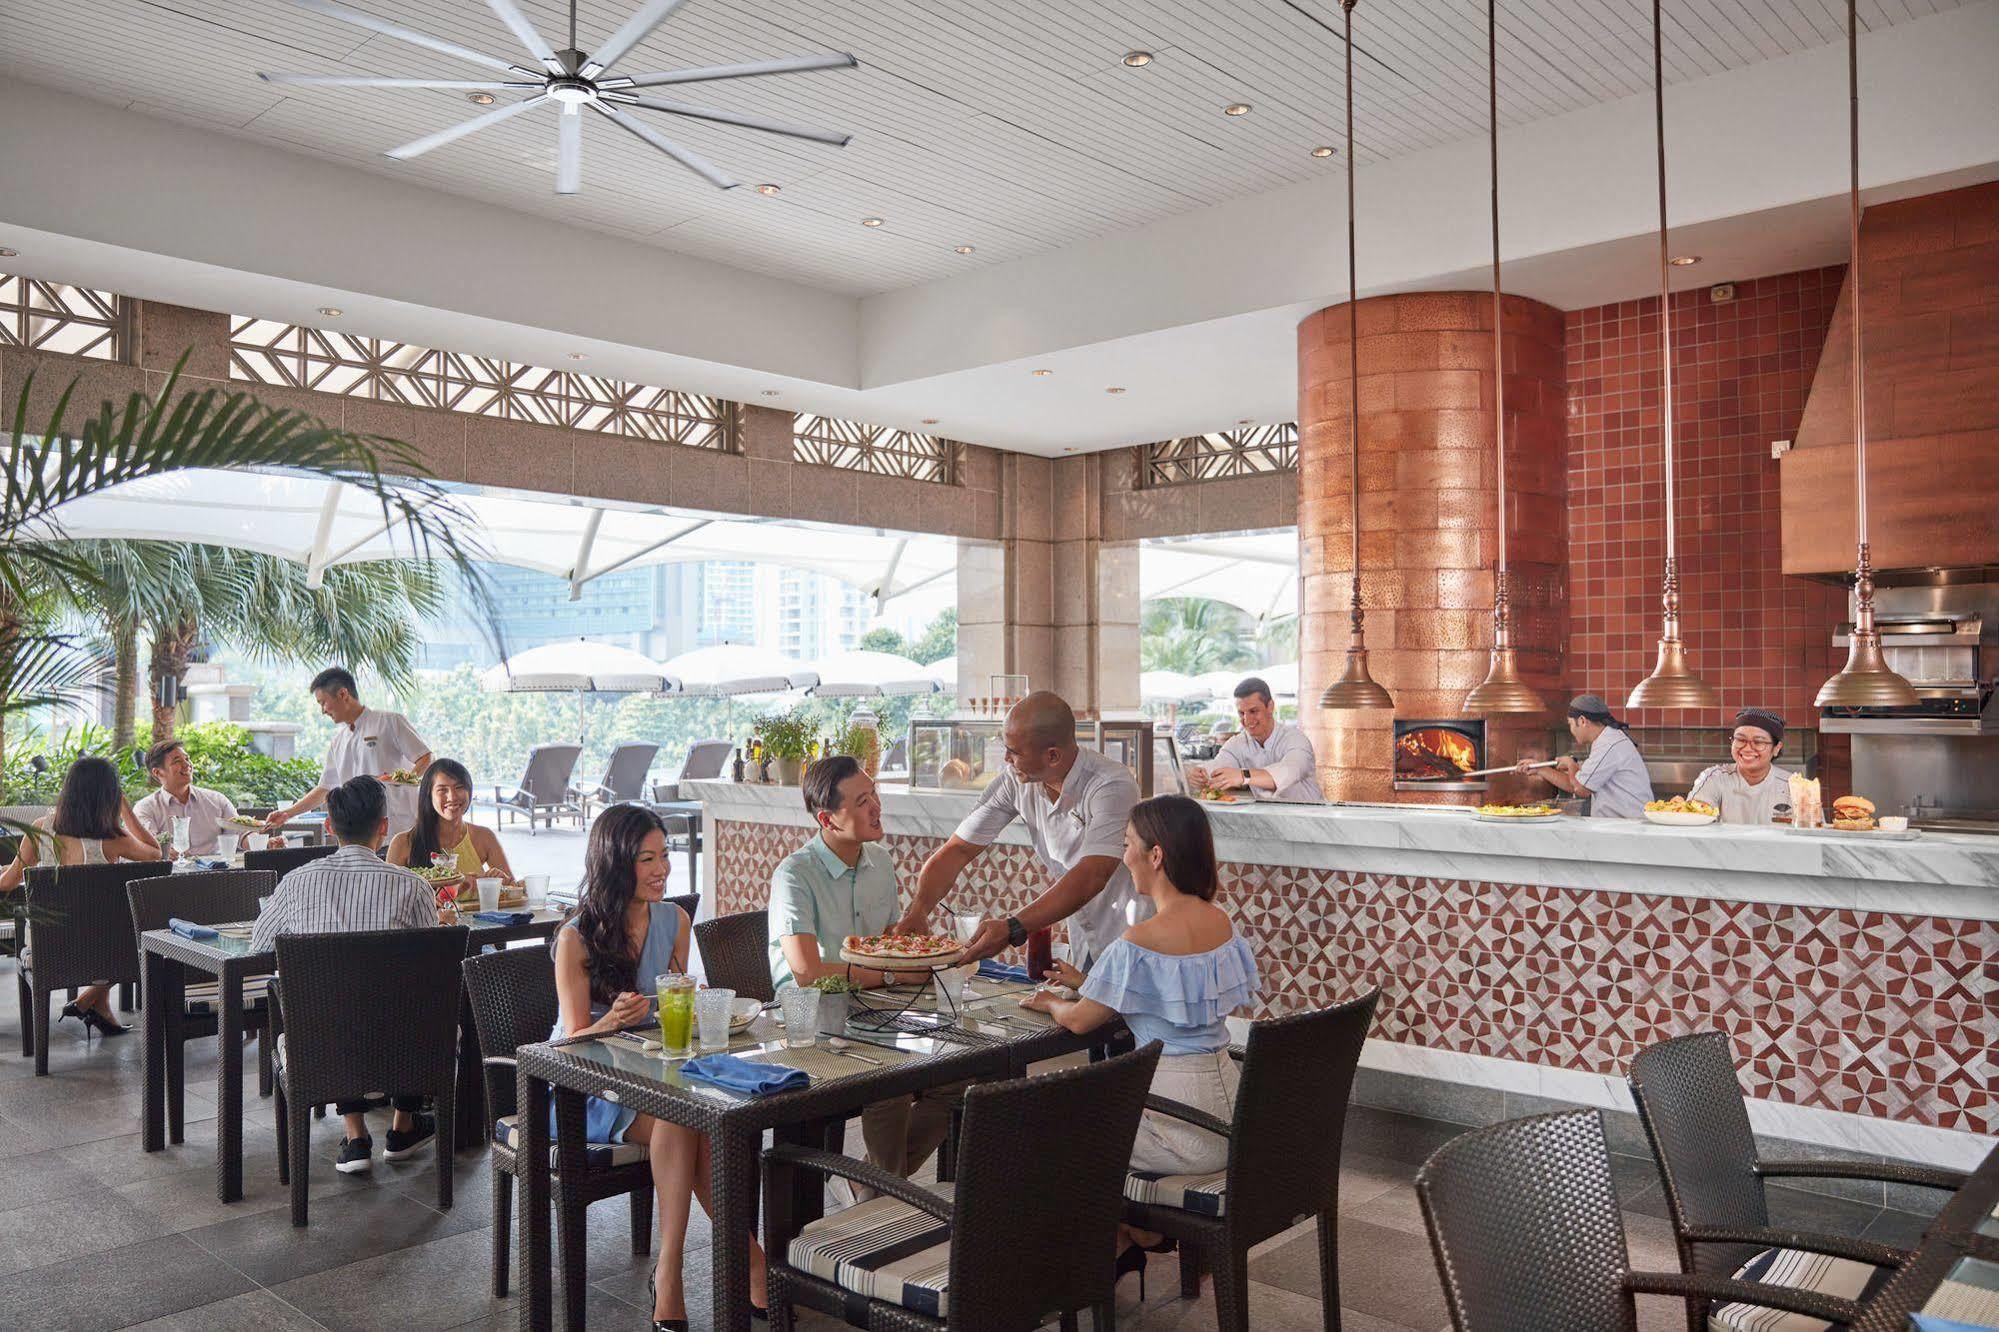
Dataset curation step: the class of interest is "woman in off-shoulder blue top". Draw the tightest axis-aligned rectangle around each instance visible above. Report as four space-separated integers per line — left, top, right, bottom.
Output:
1023 794 1261 1179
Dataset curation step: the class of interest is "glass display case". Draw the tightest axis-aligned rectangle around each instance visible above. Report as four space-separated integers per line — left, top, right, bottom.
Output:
906 716 1180 797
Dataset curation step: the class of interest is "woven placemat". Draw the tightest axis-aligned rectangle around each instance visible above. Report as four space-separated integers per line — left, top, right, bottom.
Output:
744 1044 887 1083
1923 1256 1999 1323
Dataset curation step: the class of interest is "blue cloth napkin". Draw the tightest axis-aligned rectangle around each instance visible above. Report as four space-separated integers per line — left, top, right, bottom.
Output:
471 910 533 925
1912 1316 1997 1332
681 1053 809 1097
168 918 218 940
978 960 1029 982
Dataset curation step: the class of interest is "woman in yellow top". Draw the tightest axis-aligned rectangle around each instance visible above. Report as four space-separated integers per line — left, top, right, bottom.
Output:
387 758 514 901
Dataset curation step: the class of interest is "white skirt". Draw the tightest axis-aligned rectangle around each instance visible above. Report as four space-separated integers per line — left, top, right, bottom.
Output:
1130 1049 1240 1177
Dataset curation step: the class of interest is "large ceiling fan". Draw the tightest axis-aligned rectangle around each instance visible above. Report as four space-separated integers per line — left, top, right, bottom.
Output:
258 0 858 192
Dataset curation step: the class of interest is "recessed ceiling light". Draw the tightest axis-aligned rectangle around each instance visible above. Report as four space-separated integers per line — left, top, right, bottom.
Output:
1224 103 1251 116
861 216 884 227
1311 146 1335 158
466 92 496 105
0 247 17 258
1237 418 1253 425
760 389 781 396
921 418 940 425
755 183 781 196
953 244 975 255
1031 369 1053 378
567 352 587 360
316 306 343 317
1122 50 1153 67
1670 254 1701 266
1105 386 1126 394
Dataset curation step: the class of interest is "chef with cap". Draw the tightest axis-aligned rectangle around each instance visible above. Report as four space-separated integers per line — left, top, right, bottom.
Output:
1686 708 1795 824
1516 693 1655 818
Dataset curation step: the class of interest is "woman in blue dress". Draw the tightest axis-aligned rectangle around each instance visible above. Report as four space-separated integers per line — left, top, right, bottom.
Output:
553 803 767 1329
1023 793 1260 1290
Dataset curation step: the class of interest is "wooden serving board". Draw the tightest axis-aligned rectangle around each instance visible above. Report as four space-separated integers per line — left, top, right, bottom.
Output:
839 946 965 970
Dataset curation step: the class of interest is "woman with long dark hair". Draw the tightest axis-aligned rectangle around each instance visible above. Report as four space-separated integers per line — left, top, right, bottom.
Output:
551 803 766 1329
0 756 163 1035
1023 794 1260 1292
386 758 513 901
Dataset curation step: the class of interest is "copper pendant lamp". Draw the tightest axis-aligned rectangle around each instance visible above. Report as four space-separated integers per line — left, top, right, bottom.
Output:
1462 0 1544 715
1318 0 1393 711
1815 0 1919 710
1626 0 1720 712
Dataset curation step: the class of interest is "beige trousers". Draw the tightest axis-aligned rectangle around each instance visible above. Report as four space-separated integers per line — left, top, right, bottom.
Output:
859 1083 959 1179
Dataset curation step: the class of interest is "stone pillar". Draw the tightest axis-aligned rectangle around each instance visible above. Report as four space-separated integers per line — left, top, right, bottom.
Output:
955 453 1056 702
1298 292 1568 802
1051 454 1140 715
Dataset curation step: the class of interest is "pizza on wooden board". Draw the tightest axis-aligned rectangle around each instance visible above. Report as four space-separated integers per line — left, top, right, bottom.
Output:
842 932 962 963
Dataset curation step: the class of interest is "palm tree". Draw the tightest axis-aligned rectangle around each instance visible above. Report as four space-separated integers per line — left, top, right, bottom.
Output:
1140 597 1259 675
2 362 495 771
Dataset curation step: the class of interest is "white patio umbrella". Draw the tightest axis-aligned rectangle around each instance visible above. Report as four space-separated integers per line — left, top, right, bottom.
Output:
1140 670 1213 706
807 650 939 698
921 656 957 688
479 639 677 743
663 644 818 697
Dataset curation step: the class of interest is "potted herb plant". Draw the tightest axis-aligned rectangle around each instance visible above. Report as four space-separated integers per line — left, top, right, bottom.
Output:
809 973 860 1032
757 709 816 785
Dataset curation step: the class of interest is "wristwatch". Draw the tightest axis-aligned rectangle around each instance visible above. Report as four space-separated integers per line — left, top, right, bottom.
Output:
1004 915 1028 947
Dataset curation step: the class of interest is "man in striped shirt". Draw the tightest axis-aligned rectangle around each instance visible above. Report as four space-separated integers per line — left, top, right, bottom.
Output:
252 775 444 1172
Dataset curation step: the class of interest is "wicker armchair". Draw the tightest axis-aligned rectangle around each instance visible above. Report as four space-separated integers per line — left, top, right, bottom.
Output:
242 845 337 876
271 926 468 1226
1629 1031 1960 1330
764 1041 1163 1331
1416 1110 1870 1332
462 946 654 1320
694 908 774 1003
1120 989 1378 1331
17 860 174 1074
127 870 279 1108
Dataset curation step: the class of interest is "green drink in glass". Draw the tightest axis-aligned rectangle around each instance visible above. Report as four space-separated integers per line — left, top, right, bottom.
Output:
656 972 696 1055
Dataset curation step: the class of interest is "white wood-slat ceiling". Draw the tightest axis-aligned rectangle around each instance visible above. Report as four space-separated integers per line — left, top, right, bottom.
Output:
0 0 1964 295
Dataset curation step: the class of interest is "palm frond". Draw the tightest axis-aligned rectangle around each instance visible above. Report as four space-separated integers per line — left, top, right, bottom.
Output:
0 628 108 719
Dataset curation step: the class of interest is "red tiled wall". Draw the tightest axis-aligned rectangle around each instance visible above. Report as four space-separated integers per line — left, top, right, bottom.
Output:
1565 267 1850 739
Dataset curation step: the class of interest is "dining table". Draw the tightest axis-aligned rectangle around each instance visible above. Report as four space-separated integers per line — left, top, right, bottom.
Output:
140 905 570 1202
512 969 1112 1331
1848 1140 1999 1330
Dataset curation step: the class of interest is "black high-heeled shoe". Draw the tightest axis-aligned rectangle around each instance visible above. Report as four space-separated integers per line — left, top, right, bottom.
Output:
1139 1235 1178 1254
1114 1242 1148 1300
648 1266 688 1331
80 1007 131 1037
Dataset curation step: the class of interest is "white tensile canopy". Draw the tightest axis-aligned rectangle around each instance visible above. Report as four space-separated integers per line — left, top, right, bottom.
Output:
807 650 940 698
44 469 955 607
662 644 817 697
1193 663 1300 703
1140 531 1299 622
478 640 679 695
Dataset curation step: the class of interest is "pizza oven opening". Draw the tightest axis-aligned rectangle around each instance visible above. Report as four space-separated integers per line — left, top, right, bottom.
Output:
1392 719 1488 793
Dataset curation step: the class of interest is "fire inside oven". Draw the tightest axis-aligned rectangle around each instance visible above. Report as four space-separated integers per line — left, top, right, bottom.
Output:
1392 719 1488 791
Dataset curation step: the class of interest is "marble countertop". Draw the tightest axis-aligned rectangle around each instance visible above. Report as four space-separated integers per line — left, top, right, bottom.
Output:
686 779 1999 918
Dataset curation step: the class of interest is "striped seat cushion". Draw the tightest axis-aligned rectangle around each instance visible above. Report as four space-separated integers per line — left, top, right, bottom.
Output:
492 1114 648 1170
788 1186 955 1318
183 976 272 1016
1709 1247 1876 1332
1125 1168 1227 1217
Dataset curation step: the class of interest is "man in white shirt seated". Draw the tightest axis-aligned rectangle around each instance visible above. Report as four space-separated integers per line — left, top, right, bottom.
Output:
1688 709 1796 825
1185 676 1325 802
132 739 241 857
252 776 445 1175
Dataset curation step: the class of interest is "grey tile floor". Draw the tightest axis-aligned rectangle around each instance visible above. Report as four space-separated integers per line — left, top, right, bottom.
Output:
0 904 1945 1328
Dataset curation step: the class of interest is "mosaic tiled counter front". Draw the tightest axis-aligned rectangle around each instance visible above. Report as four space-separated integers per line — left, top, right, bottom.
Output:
686 781 1999 1166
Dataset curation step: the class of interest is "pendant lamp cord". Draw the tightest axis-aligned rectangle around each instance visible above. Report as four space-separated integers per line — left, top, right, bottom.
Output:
1343 0 1364 641
1653 0 1684 643
1848 0 1874 615
1487 0 1511 649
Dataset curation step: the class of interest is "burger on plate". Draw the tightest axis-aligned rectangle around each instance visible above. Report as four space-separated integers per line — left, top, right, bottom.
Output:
1831 795 1876 830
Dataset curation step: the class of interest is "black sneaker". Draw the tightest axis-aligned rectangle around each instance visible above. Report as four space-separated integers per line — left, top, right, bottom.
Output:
336 1136 373 1174
383 1113 436 1162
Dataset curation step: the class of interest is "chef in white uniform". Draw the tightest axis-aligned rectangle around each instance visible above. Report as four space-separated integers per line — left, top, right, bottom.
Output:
266 666 432 838
1518 694 1654 818
1185 676 1324 802
900 691 1147 970
1688 708 1796 825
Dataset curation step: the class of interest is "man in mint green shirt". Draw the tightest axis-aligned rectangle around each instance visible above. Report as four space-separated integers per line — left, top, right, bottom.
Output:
766 757 952 1180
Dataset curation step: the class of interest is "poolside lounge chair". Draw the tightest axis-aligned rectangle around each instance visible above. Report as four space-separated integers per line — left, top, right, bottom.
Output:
475 744 583 834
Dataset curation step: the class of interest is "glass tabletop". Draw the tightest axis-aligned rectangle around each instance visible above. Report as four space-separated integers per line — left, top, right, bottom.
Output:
556 1021 940 1100
143 907 567 959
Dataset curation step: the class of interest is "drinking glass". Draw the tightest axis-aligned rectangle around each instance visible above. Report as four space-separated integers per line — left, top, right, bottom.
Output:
244 833 269 852
475 876 501 913
171 816 192 857
951 912 983 946
523 874 549 907
656 973 696 1055
778 987 820 1048
696 987 735 1052
216 833 239 860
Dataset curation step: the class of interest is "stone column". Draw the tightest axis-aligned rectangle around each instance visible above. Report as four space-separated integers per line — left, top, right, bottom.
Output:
1052 454 1140 715
1298 291 1568 802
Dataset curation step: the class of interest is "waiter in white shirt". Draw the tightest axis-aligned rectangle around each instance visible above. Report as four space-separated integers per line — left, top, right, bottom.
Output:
1516 693 1654 818
132 738 241 856
1184 676 1324 802
1688 708 1796 824
898 691 1149 970
266 667 432 838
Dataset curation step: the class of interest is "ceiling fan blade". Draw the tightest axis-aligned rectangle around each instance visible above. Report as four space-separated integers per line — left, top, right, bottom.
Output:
485 0 561 70
609 53 859 89
556 107 583 195
620 94 853 147
591 102 737 190
288 0 517 73
385 94 549 160
258 73 531 89
581 0 692 78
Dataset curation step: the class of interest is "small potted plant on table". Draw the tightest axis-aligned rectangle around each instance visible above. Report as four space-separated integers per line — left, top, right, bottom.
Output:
810 973 860 1033
757 709 816 786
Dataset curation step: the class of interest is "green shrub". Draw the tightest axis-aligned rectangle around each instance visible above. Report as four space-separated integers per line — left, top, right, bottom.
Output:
1 721 320 808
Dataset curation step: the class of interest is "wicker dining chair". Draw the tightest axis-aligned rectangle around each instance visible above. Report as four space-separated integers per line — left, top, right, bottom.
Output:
693 907 775 1003
242 844 337 877
1120 989 1379 1331
1415 1110 1869 1332
17 860 174 1074
127 870 279 1105
764 1041 1164 1331
271 926 469 1226
462 946 655 1317
1628 1030 1964 1330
